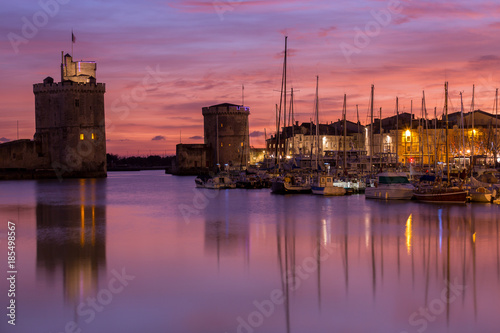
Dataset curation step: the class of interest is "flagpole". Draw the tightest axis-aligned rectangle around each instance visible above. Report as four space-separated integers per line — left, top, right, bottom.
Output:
71 30 75 57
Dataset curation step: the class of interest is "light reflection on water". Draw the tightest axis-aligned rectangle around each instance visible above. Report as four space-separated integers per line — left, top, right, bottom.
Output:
0 170 499 333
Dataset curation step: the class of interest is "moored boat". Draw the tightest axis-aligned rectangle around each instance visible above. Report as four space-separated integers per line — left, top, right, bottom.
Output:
312 174 346 196
365 172 414 200
271 174 311 194
413 186 468 203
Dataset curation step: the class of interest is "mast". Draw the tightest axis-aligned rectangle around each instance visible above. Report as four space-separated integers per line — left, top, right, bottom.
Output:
356 104 360 150
275 104 279 170
216 113 219 167
460 92 466 170
291 87 295 157
396 97 399 170
410 100 413 167
423 91 430 169
343 94 347 173
370 85 374 175
445 82 450 185
471 84 475 170
379 107 383 169
420 93 424 168
434 107 437 173
283 37 288 157
315 75 320 170
496 88 499 168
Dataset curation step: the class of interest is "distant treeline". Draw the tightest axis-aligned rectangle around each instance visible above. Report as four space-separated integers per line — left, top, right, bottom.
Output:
107 154 175 169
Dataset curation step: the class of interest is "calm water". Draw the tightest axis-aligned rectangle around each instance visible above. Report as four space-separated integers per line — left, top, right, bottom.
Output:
1 170 500 333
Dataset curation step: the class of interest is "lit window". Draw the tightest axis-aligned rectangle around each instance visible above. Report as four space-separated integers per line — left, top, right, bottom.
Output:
405 130 411 142
221 143 223 147
228 143 231 146
241 142 244 147
91 133 95 140
80 134 84 140
220 123 223 127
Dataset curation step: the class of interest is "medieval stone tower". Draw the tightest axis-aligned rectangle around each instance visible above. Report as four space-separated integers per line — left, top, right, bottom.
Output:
33 53 106 177
202 103 249 169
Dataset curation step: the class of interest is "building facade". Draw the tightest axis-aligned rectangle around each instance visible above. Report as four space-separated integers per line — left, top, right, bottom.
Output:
203 103 250 168
0 53 106 179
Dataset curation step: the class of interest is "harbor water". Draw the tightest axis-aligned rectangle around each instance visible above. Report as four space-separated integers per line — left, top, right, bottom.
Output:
1 170 499 333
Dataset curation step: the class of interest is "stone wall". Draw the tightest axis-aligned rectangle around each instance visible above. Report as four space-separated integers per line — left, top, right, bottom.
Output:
33 80 106 178
202 103 249 169
173 144 210 175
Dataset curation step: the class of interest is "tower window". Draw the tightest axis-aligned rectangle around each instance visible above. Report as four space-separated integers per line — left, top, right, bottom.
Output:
80 134 84 140
75 99 80 107
91 133 95 140
241 142 244 147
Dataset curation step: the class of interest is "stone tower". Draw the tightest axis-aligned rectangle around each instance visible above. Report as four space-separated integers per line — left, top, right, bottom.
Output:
202 103 250 169
33 53 106 178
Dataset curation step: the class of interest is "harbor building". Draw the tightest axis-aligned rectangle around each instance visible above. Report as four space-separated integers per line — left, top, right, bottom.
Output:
173 103 250 174
0 53 106 179
203 103 250 169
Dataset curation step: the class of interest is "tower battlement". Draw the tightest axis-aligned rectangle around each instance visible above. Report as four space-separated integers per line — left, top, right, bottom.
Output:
202 103 250 116
33 80 106 94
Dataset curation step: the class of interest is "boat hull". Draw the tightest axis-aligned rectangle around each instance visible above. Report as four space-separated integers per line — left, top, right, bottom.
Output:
312 186 346 196
413 190 468 203
365 186 414 200
271 181 311 194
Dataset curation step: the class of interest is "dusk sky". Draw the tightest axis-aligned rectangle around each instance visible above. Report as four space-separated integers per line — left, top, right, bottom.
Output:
2 0 500 156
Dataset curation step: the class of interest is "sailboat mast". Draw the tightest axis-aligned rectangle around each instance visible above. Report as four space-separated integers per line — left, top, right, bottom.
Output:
343 94 347 173
460 92 466 170
370 85 374 175
471 84 475 168
379 107 383 168
496 88 499 167
445 82 450 185
315 75 319 170
434 107 437 173
420 94 424 168
275 104 279 169
423 91 430 170
291 87 295 157
396 97 399 170
283 36 288 158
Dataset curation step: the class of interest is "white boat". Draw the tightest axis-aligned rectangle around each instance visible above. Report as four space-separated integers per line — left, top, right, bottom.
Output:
365 172 415 200
467 176 498 203
469 186 496 203
312 175 346 196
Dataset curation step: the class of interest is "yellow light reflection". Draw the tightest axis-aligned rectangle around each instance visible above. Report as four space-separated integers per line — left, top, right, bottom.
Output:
472 232 476 243
405 214 413 255
91 206 96 246
80 205 85 247
321 219 331 245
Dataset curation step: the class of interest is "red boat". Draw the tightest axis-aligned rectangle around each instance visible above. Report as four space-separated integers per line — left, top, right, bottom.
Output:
413 187 467 204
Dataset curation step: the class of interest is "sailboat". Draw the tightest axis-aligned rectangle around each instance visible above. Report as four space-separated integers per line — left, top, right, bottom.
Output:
271 36 311 195
311 79 345 196
413 82 468 203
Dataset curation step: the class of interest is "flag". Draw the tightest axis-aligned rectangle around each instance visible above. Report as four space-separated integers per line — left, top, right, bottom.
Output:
72 31 75 43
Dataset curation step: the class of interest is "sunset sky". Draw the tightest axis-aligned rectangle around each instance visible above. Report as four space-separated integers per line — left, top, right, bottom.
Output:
1 0 500 156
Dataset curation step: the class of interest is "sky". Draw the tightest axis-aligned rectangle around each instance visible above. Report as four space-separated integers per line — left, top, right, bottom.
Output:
1 0 500 156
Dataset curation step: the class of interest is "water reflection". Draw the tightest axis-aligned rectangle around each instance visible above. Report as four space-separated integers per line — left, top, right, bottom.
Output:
36 179 106 306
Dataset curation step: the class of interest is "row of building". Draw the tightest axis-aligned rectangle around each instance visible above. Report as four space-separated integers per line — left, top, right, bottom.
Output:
266 110 500 167
175 104 500 174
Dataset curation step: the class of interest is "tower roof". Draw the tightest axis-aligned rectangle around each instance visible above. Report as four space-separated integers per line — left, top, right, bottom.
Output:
209 103 242 108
